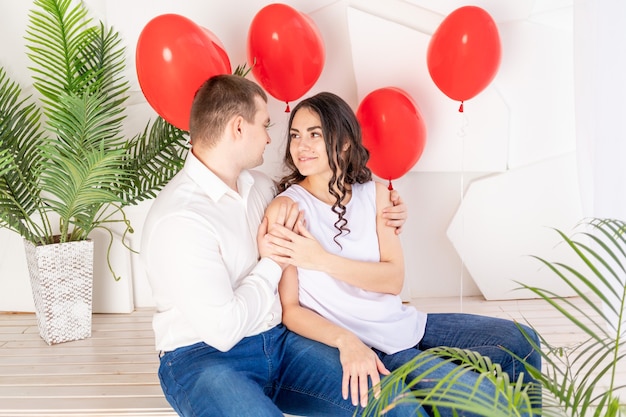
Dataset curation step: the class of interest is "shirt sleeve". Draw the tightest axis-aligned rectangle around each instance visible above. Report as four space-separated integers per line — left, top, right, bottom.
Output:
143 212 282 352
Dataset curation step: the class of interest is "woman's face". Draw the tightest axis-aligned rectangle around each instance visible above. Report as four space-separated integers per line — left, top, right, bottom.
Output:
289 107 331 178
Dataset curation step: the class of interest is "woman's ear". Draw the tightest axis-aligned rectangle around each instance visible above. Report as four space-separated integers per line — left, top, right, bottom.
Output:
336 142 350 165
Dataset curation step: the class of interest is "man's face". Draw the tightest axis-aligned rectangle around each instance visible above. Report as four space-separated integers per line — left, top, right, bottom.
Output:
243 96 271 169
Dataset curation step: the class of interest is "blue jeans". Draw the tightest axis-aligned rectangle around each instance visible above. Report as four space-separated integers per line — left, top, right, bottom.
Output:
376 313 541 417
158 324 422 417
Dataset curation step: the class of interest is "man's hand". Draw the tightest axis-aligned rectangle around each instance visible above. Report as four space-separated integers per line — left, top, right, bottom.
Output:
269 201 303 233
382 189 407 235
256 217 276 259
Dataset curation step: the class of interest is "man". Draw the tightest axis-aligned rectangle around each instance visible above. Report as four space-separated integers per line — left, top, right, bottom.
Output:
140 74 409 417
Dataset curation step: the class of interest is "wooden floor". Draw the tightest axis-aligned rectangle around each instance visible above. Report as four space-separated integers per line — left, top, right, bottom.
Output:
0 296 622 416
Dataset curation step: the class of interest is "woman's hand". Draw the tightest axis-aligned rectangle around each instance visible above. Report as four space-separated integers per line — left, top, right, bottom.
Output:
264 220 329 270
336 333 389 407
258 201 304 269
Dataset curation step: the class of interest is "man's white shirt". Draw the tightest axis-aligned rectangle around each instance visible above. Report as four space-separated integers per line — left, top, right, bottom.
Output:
140 152 282 352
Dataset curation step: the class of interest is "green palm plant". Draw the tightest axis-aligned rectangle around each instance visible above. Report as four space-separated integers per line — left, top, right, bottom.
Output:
0 0 188 270
519 218 626 416
360 345 536 417
360 218 626 416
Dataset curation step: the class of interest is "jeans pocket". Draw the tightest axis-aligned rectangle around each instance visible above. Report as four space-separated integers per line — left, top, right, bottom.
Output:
161 342 211 366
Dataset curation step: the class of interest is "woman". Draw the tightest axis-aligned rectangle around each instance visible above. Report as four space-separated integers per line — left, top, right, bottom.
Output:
263 92 541 416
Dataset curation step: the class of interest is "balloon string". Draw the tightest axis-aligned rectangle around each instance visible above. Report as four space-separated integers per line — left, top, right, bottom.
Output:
457 111 470 138
457 111 468 312
285 102 290 112
460 139 465 312
387 180 393 190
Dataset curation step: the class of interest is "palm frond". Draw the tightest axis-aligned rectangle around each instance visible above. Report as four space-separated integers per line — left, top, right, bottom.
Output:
367 219 626 417
47 90 125 152
234 61 254 77
80 24 129 101
0 67 47 241
361 347 535 417
519 218 626 416
122 117 188 204
39 92 129 241
26 0 130 125
26 0 95 101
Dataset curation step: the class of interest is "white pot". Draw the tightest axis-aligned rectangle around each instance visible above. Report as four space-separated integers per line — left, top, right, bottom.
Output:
23 238 94 345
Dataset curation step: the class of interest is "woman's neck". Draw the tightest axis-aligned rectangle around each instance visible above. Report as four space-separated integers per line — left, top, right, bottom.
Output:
299 175 351 206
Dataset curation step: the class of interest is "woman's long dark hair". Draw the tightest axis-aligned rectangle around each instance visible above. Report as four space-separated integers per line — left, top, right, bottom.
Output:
278 92 372 245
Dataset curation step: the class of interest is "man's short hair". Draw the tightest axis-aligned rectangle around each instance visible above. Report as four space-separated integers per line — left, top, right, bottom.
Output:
189 74 268 147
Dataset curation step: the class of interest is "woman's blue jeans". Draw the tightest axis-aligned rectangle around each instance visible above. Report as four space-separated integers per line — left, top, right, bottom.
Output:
376 313 542 417
158 324 423 417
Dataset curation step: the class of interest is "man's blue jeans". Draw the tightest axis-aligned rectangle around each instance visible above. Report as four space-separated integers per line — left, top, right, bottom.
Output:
158 324 423 417
377 313 541 417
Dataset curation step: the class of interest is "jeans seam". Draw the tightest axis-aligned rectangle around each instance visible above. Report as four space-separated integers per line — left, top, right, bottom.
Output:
159 355 198 417
279 384 356 413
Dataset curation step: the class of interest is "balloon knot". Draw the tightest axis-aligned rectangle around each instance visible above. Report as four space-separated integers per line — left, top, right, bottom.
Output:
387 180 393 191
458 102 464 112
285 102 290 112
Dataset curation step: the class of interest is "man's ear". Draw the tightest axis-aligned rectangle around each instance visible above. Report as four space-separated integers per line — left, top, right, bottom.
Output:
228 115 245 140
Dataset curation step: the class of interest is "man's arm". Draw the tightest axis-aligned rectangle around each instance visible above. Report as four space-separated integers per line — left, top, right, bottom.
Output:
383 188 407 235
143 214 281 352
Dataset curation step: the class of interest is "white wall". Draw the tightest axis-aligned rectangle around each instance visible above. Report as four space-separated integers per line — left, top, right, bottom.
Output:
0 0 581 312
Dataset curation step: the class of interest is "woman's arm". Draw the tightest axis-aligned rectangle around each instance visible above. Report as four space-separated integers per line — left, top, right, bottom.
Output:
316 182 405 293
278 265 389 407
266 183 405 295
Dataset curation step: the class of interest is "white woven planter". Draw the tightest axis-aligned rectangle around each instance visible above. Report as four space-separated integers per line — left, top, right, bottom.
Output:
23 239 94 345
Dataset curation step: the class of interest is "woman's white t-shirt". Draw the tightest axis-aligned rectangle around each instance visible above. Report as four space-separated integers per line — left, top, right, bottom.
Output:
279 181 427 354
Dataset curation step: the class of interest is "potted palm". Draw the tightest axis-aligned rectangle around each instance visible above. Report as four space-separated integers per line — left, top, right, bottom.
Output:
0 0 188 344
361 218 626 416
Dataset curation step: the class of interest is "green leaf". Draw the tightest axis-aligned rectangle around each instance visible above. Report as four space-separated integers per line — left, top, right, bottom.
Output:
122 117 189 204
366 218 626 417
0 67 47 241
0 0 188 276
516 218 626 416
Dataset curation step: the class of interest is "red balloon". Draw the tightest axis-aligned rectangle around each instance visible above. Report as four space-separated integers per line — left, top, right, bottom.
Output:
136 14 231 130
247 4 325 111
427 6 501 109
356 88 427 183
200 26 231 77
